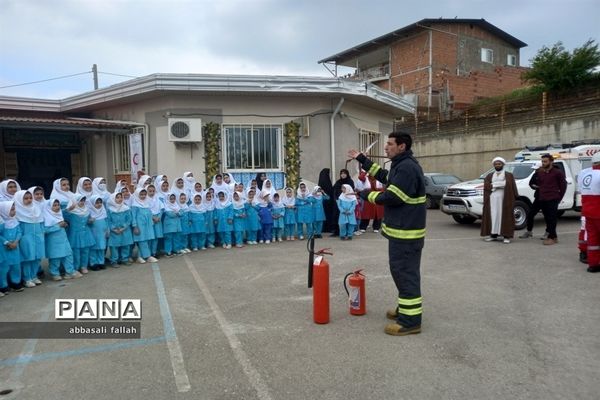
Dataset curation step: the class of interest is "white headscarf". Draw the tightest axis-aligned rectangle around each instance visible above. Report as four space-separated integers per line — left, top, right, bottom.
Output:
146 185 164 215
272 194 284 209
67 193 90 217
156 178 170 202
14 190 42 223
50 178 74 203
215 191 232 210
92 177 110 200
0 200 18 229
223 173 237 193
338 184 357 201
113 180 128 194
107 192 130 213
137 174 152 190
312 185 323 199
296 182 310 199
183 172 196 193
131 187 150 209
178 193 190 212
189 193 206 213
281 187 296 207
211 175 231 195
170 178 186 198
43 198 64 227
76 177 94 199
202 193 215 212
232 192 245 210
245 179 258 197
154 175 166 188
164 193 181 213
0 179 21 201
87 194 107 220
27 186 46 222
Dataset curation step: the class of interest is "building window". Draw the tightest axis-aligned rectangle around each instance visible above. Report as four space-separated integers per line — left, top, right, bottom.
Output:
223 124 282 171
112 128 145 174
481 48 494 64
507 54 517 66
358 129 384 160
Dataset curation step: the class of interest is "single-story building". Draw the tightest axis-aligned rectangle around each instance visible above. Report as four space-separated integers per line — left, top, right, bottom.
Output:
0 73 414 191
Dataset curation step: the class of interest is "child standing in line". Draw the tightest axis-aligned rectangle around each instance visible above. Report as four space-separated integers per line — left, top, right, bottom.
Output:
146 184 164 258
177 193 192 254
282 187 296 240
0 201 23 292
257 190 274 244
295 182 314 240
121 186 133 207
215 191 233 249
189 194 207 251
27 186 46 277
311 186 330 238
162 193 182 257
50 178 74 209
202 192 216 249
337 184 357 241
107 192 134 266
14 190 45 287
131 188 158 263
271 193 285 242
43 198 82 280
232 191 246 248
88 195 109 271
245 189 260 245
64 194 96 274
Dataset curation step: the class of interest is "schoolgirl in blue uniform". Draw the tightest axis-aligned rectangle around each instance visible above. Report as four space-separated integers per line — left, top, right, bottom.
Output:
0 201 23 292
271 193 285 242
27 186 46 276
64 194 95 274
256 189 274 244
215 191 233 249
177 193 191 254
311 186 330 238
146 184 164 258
245 189 260 245
282 187 296 240
131 188 157 263
337 184 358 240
107 192 134 266
88 194 109 270
162 193 182 256
189 194 207 251
50 178 74 210
232 191 247 248
14 190 45 287
92 177 111 204
295 182 314 240
43 198 81 280
202 191 216 249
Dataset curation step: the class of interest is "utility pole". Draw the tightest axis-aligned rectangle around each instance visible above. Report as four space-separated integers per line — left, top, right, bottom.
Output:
92 64 98 90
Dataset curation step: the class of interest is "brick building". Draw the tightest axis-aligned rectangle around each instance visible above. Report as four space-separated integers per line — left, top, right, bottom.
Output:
319 18 529 116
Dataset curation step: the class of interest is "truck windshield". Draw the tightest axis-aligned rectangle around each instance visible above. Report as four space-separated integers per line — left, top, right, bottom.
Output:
431 175 461 185
479 163 535 180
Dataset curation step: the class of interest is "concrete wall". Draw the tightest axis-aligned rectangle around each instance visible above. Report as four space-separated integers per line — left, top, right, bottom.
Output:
413 115 600 180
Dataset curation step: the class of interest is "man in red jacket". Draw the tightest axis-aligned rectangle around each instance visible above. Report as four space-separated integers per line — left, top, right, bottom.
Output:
531 154 567 245
578 152 600 272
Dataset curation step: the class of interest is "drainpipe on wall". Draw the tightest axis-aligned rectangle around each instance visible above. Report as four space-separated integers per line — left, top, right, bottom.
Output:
330 97 345 179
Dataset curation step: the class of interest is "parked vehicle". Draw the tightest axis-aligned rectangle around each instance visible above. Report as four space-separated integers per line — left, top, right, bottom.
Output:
440 142 600 229
424 173 462 209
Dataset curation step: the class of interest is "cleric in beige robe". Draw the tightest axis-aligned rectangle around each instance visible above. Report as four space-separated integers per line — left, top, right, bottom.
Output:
481 157 519 243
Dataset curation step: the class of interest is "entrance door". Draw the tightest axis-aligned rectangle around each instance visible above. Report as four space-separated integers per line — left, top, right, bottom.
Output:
17 149 73 195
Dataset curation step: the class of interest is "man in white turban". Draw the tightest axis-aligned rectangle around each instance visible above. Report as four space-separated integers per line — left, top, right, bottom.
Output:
481 157 518 243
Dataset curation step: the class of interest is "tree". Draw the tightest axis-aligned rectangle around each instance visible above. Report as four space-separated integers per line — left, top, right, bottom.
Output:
522 39 600 92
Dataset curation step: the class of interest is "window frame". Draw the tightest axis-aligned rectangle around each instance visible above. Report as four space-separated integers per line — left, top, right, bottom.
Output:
222 123 283 173
481 48 494 64
507 54 517 66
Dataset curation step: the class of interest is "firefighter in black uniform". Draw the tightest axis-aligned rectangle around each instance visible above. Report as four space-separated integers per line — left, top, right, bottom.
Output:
348 132 426 335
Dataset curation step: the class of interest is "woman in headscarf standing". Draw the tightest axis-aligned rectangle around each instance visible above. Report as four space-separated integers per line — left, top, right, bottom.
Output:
317 168 335 234
330 169 355 237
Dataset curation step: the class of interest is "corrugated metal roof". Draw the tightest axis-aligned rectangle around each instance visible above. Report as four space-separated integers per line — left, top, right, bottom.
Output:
318 18 528 64
0 115 141 129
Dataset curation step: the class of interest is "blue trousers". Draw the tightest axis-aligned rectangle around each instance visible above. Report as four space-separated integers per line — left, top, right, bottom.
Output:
247 230 258 242
73 247 91 270
297 223 313 238
340 223 355 238
175 233 188 251
7 263 20 287
49 256 75 276
109 246 130 263
163 233 177 254
206 233 215 246
272 227 283 240
89 249 106 266
22 260 40 282
150 238 159 256
284 224 296 238
190 233 206 249
233 231 244 246
260 224 273 241
136 241 151 259
0 262 8 289
313 221 324 235
218 231 232 246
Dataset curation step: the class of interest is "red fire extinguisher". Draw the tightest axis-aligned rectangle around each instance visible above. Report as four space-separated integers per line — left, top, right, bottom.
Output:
307 236 333 324
344 269 366 315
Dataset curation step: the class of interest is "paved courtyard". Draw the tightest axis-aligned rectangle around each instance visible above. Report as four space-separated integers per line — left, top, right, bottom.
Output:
0 210 598 400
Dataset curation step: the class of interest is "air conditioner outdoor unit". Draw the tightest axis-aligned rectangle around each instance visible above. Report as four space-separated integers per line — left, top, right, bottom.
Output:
168 118 203 142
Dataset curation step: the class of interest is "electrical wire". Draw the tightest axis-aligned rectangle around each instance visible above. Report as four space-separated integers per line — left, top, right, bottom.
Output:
98 71 139 79
0 71 91 89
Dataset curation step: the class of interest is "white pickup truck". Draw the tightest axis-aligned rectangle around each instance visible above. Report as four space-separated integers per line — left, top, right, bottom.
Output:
440 143 599 230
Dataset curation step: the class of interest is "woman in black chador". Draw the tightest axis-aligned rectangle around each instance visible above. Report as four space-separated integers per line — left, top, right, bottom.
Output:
330 169 355 236
318 168 335 233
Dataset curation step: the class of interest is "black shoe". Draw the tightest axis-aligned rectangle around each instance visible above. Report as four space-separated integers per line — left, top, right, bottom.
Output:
580 252 588 264
11 284 24 292
37 270 46 279
98 264 107 270
587 265 600 273
89 266 99 271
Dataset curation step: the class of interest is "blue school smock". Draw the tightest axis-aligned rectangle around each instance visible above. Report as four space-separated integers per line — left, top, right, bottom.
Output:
271 207 285 229
216 205 234 232
162 211 182 234
2 224 21 265
90 218 109 250
283 205 296 225
295 197 314 224
132 207 156 242
64 212 96 249
44 223 73 259
179 210 191 235
312 195 329 222
189 210 207 234
205 210 216 234
232 207 246 232
18 221 45 261
107 210 134 247
337 198 357 225
244 204 260 231
258 204 273 225
0 223 5 263
152 211 164 239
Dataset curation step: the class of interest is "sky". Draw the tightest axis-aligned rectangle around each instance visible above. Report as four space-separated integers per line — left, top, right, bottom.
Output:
0 0 598 99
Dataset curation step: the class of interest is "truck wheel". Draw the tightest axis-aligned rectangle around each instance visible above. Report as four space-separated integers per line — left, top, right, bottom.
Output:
513 200 530 230
425 195 435 209
452 215 476 224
